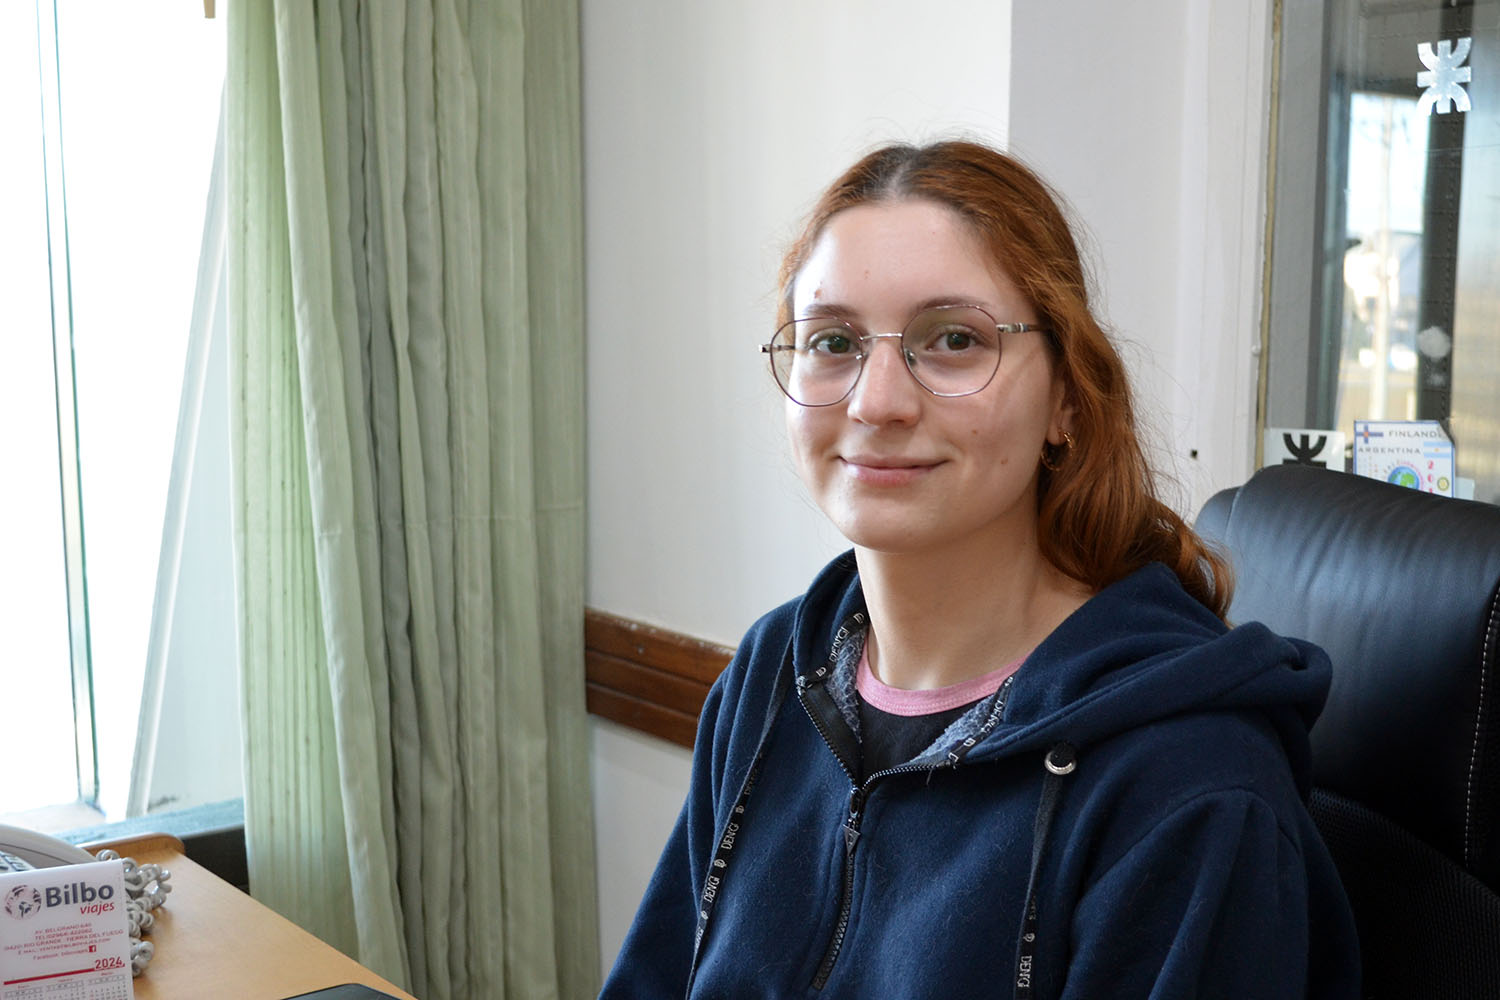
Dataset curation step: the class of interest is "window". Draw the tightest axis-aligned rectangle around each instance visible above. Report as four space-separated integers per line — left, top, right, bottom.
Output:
1264 0 1500 500
0 3 234 827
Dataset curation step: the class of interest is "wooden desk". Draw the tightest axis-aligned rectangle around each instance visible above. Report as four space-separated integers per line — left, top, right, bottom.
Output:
87 834 417 1000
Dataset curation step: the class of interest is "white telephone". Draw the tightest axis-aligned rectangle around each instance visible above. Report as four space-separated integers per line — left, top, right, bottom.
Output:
0 823 97 870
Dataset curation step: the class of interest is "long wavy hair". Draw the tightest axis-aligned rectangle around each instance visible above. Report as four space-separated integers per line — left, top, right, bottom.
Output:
777 140 1232 618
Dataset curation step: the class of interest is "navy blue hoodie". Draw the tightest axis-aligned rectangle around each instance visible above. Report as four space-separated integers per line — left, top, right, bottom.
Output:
601 553 1360 998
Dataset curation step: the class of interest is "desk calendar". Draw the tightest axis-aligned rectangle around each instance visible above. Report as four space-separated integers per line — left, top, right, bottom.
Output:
0 860 132 1000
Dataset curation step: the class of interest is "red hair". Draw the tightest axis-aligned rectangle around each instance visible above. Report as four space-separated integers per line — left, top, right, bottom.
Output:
777 141 1231 618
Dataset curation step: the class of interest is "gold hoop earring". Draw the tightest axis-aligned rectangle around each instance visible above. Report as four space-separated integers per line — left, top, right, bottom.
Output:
1040 431 1074 472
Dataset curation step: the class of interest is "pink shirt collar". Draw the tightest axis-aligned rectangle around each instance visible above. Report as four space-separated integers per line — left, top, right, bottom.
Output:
856 644 1029 717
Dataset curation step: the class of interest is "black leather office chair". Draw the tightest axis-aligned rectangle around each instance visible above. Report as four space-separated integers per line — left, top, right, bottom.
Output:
1195 464 1500 997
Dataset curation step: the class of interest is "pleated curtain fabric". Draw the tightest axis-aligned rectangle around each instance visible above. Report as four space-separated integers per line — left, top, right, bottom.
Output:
225 2 598 997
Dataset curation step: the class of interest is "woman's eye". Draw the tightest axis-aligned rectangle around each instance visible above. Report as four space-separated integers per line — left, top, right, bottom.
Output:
942 329 975 351
926 326 981 352
808 331 854 355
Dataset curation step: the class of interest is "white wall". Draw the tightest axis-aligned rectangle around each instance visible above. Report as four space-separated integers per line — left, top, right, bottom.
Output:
583 0 1277 979
1009 0 1273 515
582 0 1013 976
590 718 694 969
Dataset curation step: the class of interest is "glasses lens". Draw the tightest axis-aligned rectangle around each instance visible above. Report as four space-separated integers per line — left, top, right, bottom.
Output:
901 306 1002 397
770 319 862 405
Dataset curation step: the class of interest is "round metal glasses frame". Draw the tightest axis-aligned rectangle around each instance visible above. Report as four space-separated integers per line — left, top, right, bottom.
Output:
759 304 1050 407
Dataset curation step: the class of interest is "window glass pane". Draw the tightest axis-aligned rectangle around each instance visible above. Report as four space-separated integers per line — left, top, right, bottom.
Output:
1266 0 1500 501
56 5 227 818
1335 92 1427 429
0 3 78 813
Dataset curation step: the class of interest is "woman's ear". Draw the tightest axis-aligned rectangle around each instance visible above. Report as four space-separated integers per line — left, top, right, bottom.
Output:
1047 382 1076 446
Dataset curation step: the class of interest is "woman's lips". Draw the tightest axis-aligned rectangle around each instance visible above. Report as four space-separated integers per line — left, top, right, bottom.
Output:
840 456 940 486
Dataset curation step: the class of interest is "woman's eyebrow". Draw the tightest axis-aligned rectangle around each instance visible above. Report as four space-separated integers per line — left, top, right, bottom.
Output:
796 302 860 321
910 295 994 313
797 296 994 322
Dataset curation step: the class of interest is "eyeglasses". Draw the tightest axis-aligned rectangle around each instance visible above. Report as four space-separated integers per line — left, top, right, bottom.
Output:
760 304 1048 407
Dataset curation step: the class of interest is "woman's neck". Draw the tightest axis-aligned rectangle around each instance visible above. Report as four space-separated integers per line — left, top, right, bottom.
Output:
854 533 1091 692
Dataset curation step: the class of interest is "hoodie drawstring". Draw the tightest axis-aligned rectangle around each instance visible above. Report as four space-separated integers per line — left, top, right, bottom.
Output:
1014 742 1077 1000
684 643 796 998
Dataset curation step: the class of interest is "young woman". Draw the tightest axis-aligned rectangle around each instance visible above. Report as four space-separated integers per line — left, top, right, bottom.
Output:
601 141 1359 999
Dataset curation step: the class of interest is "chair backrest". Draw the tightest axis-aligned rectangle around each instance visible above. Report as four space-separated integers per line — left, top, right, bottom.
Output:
1196 463 1500 888
1197 465 1500 997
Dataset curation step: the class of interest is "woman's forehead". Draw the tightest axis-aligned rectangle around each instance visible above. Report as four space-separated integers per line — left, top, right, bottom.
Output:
791 200 1027 321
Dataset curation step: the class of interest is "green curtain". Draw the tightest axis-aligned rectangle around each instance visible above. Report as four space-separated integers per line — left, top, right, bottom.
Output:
225 1 597 997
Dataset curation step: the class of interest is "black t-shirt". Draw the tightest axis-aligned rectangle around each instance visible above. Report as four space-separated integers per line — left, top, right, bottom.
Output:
857 695 979 777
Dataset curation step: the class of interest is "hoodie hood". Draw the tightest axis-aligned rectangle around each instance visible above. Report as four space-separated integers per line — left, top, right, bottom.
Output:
790 551 1331 797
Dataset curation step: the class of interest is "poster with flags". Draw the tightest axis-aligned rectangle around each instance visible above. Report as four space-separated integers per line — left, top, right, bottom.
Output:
1352 420 1455 497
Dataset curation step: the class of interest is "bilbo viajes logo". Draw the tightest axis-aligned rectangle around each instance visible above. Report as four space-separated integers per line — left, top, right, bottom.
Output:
2 879 114 920
3 884 43 920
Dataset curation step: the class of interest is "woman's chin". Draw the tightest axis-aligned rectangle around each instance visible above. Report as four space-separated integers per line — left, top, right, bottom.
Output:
833 518 949 556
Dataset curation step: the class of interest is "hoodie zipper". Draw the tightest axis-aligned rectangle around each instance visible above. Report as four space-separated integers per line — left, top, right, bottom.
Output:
812 784 865 989
808 759 939 990
799 673 1016 990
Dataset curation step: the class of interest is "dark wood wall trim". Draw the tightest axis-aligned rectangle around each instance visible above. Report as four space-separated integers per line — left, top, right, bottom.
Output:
584 608 735 748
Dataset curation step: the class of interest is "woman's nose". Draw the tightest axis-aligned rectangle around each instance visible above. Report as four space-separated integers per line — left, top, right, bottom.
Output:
846 334 921 424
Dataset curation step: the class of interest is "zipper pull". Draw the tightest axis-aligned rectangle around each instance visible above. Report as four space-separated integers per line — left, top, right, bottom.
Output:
843 787 865 855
